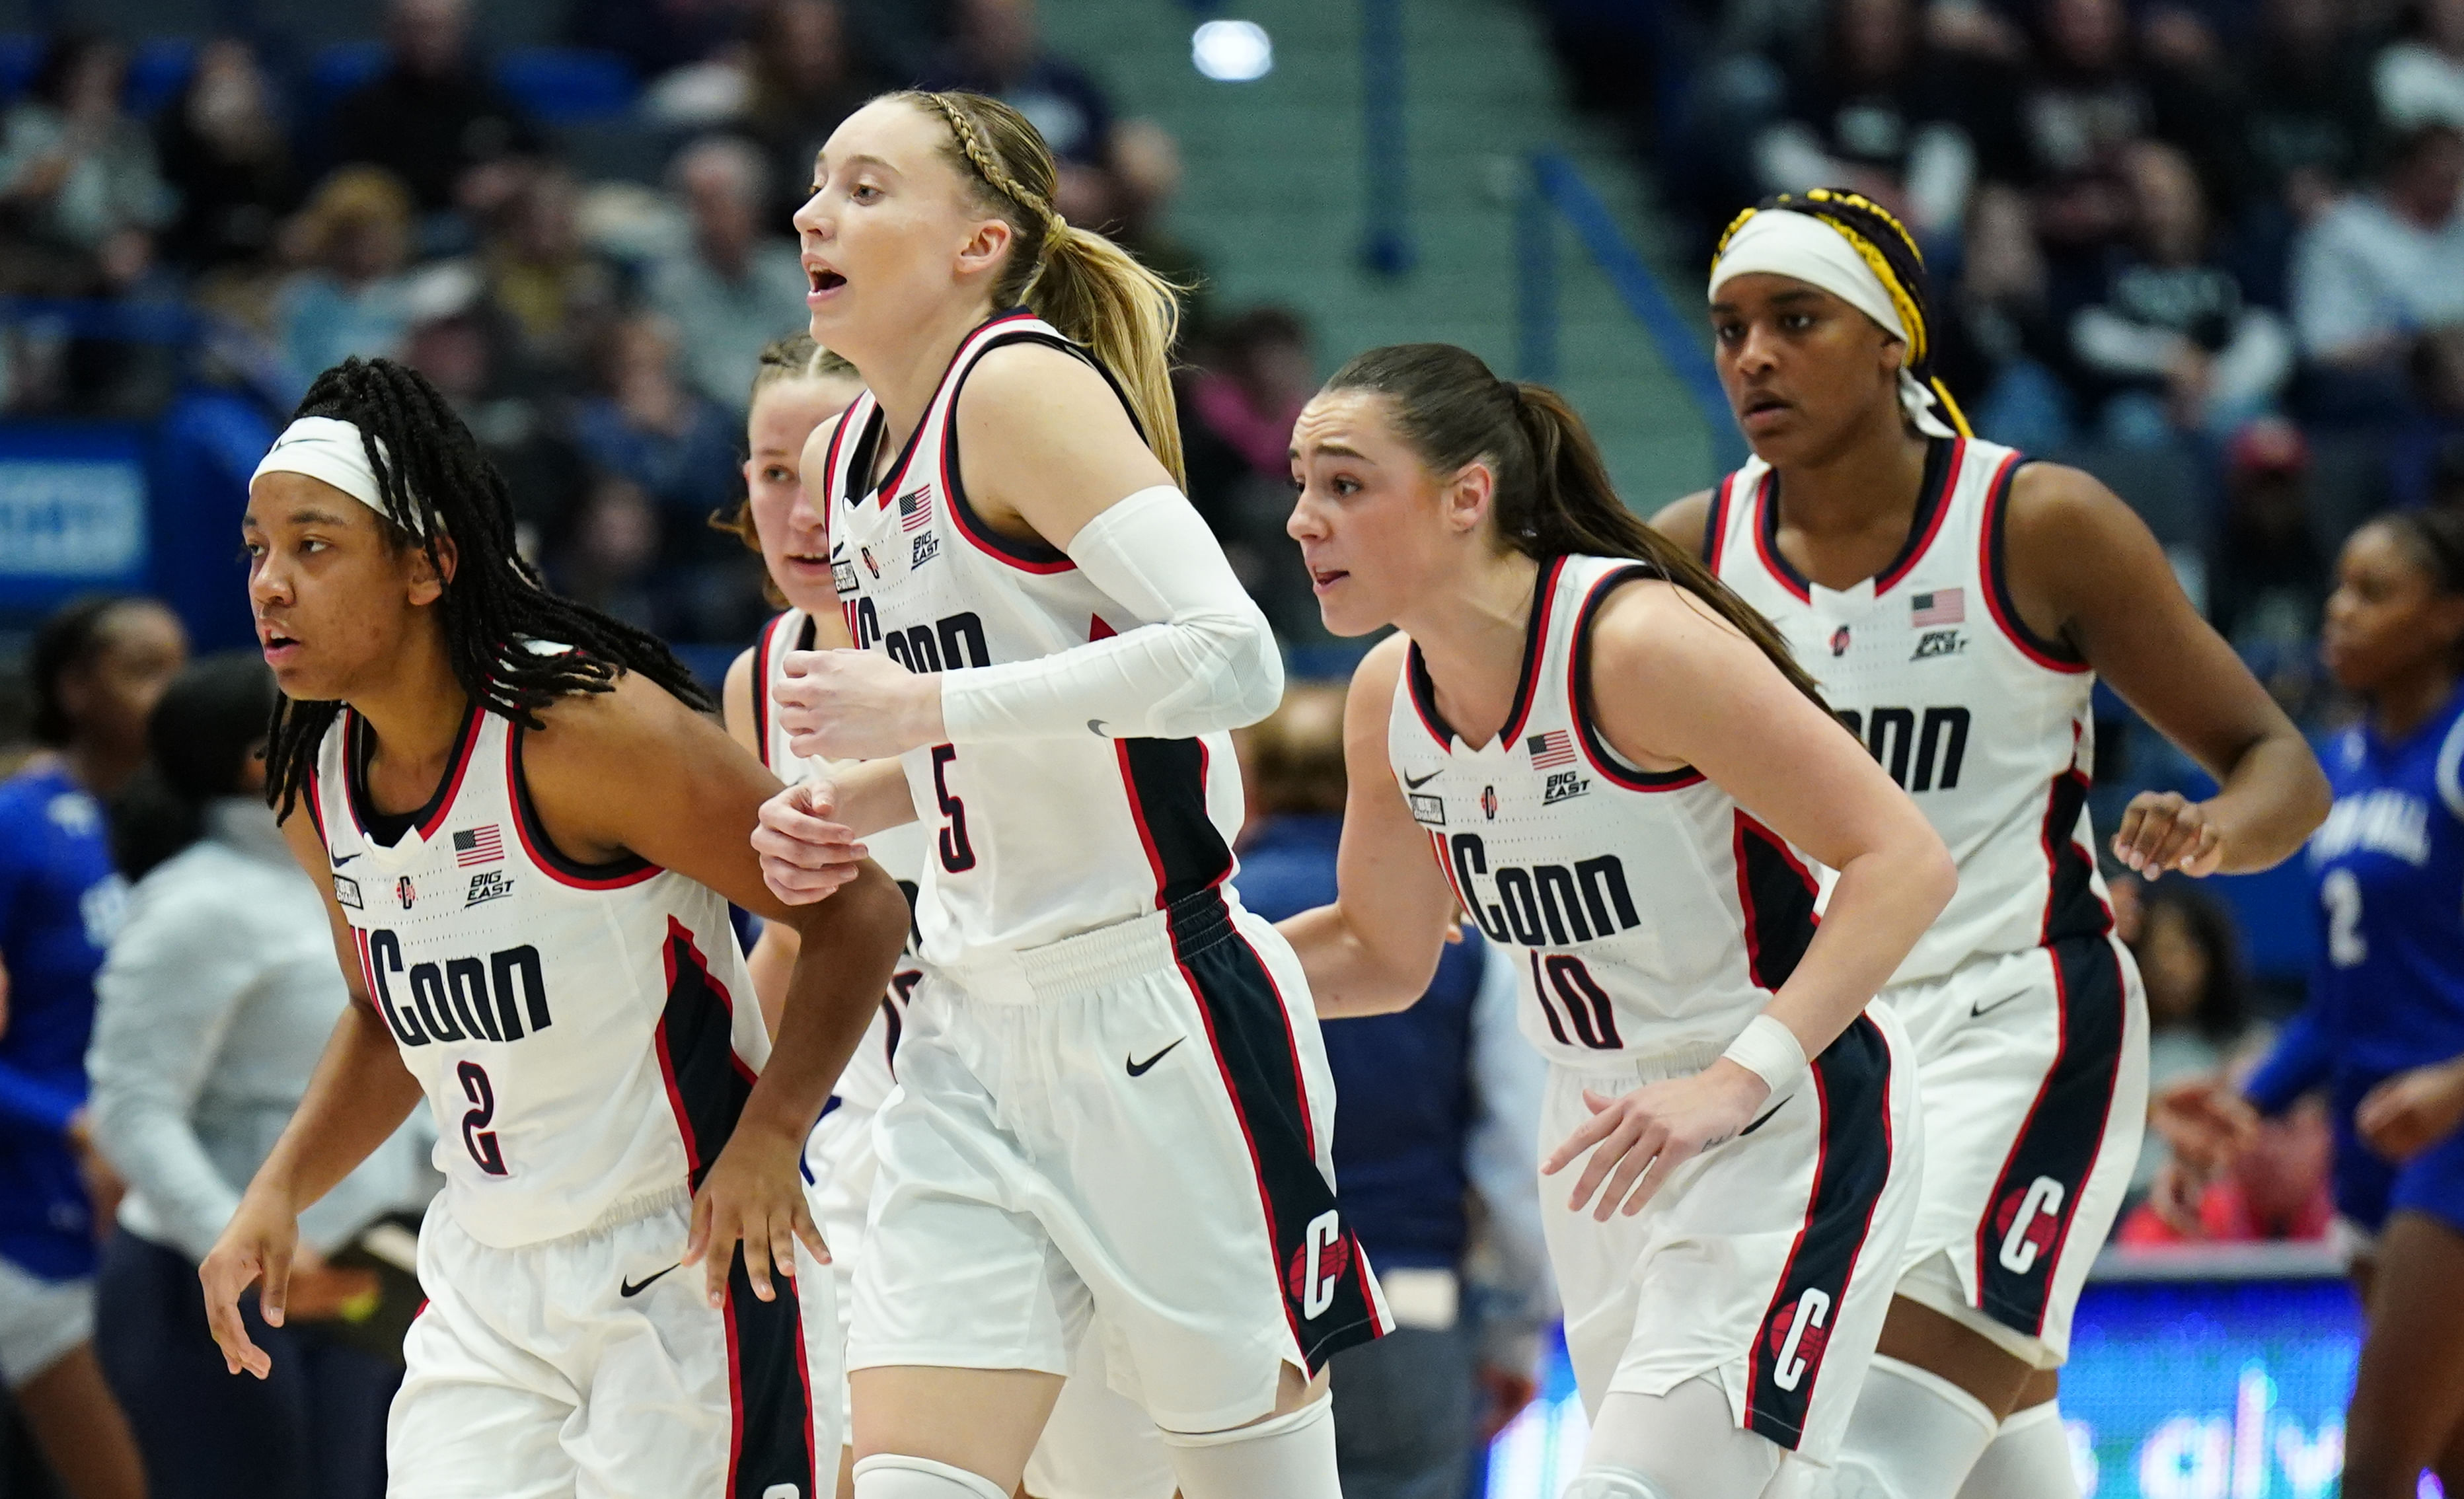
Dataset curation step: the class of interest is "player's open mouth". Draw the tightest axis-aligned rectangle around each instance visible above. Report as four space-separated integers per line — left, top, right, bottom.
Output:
807 268 846 297
1310 568 1348 595
258 624 301 661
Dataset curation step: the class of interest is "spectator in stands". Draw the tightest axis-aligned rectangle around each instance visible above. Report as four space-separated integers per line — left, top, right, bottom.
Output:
570 0 754 87
2238 0 2377 225
328 0 542 217
478 163 619 396
156 40 299 280
743 0 878 228
2066 139 2293 443
644 134 810 417
571 311 753 639
91 655 422 1499
272 167 419 400
2210 416 2331 651
1938 182 2077 451
2118 1092 2335 1243
0 595 185 1499
2126 878 2254 1198
0 32 174 297
1182 305 1322 640
1232 686 1552 1499
2377 0 2464 133
1752 0 1977 242
403 307 588 566
933 0 1116 169
2290 122 2464 413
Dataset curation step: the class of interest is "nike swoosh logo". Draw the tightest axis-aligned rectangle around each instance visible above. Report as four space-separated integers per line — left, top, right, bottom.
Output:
1403 770 1442 789
1970 990 2029 1019
619 1263 681 1298
1127 1038 1185 1077
1741 1098 1787 1136
1088 719 1109 737
332 852 360 865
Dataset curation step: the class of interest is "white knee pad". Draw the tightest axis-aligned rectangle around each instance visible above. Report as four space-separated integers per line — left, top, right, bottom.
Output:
1158 1395 1341 1499
1954 1399 2079 1499
850 1453 1010 1499
1830 1357 2001 1499
1563 1465 1672 1499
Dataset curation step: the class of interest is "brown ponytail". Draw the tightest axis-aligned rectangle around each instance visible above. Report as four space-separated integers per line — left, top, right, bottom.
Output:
1325 343 1828 708
897 89 1187 487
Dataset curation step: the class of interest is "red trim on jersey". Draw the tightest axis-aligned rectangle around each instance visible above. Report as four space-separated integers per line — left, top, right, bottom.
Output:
339 702 482 844
1115 739 1172 910
1091 613 1116 641
303 763 327 846
1873 439 1966 595
503 728 663 890
1744 1059 1829 1432
1750 472 1811 603
1566 566 1709 791
1733 811 1821 990
653 916 759 1179
1402 647 1453 751
1974 950 2064 1331
351 926 379 1015
1497 555 1568 749
722 1294 749 1495
1976 449 2090 674
931 315 1080 574
418 705 484 841
1703 472 1736 573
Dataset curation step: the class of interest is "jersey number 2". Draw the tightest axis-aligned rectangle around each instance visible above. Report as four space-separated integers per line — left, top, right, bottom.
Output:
2322 868 2366 969
931 744 977 873
458 1060 508 1176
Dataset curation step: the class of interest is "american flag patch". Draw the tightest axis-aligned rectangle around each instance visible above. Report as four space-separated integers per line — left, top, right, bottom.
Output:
1910 588 1965 626
453 826 504 867
899 488 932 532
1527 729 1576 768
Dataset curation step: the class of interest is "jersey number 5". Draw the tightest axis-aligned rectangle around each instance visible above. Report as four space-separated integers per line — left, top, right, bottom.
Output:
931 744 977 873
457 1060 508 1176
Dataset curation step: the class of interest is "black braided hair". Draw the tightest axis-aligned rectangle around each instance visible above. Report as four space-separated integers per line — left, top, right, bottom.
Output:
262 357 715 820
1713 188 1973 437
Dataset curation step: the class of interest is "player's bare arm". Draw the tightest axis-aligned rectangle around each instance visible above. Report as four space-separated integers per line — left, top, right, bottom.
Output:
1278 635 1463 1019
1544 578 1954 1221
199 806 426 1379
523 672 909 1308
2001 463 2330 875
1646 490 1716 562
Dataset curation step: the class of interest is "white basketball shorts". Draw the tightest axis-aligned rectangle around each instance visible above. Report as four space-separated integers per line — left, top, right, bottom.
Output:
1884 933 2149 1368
0 1254 91 1388
1542 1008 1920 1466
389 1187 840 1499
848 889 1391 1434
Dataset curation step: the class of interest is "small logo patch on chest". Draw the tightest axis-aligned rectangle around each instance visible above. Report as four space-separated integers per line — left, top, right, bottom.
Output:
1543 770 1591 805
465 870 515 908
395 875 416 910
911 531 939 568
334 873 362 909
1911 629 1966 661
1481 786 1499 820
1409 793 1446 826
1830 625 1852 657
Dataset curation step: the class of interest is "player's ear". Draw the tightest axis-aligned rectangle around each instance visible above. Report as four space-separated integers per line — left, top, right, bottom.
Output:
1442 459 1495 538
404 535 457 607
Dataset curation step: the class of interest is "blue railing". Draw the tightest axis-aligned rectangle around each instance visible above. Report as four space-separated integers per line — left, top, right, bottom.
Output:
1516 150 1742 468
1357 0 1413 276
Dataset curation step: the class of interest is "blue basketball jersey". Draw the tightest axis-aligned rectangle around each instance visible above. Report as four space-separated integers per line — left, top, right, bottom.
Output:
2303 689 2464 1092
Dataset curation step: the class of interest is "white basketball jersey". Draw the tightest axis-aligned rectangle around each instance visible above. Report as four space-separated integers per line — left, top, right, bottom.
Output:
820 309 1246 967
749 606 922 1112
309 702 763 1249
1386 554 1826 1067
1707 437 2113 985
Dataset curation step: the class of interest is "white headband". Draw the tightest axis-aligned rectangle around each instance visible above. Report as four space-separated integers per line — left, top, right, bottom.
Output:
1708 209 1957 439
250 416 427 534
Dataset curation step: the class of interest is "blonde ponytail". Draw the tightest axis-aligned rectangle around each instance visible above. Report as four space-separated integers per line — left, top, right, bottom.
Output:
899 89 1187 486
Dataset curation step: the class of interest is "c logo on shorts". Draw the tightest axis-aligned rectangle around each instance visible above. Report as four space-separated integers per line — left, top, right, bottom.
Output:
1766 1288 1832 1392
1994 1175 2067 1274
1288 1210 1351 1320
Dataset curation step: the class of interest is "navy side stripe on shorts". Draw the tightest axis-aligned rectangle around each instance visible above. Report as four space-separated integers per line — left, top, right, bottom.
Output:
722 1256 819 1498
1745 1013 1894 1448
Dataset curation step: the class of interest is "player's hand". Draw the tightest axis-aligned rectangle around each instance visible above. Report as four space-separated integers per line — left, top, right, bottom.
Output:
683 1120 828 1311
2111 791 2225 879
2147 1156 2210 1236
753 780 866 906
776 648 944 761
1541 1060 1768 1221
1477 1364 1540 1442
199 1186 300 1378
2149 1076 2259 1175
2356 1060 2464 1162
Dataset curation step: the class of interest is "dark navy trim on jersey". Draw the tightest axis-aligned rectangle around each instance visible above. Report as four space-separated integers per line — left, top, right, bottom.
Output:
1973 933 2128 1335
939 323 1139 575
1114 736 1235 910
720 1249 821 1499
1568 564 1707 791
1703 473 1733 572
2037 757 2112 945
1169 889 1386 1371
652 916 758 1189
1733 812 1822 991
1748 471 1809 603
1978 451 2089 673
1407 556 1567 750
303 763 327 846
1745 1013 1895 1448
1872 439 1962 595
505 724 660 890
342 702 482 847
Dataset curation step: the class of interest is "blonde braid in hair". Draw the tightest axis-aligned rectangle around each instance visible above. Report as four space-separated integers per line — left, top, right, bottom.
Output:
919 92 1066 260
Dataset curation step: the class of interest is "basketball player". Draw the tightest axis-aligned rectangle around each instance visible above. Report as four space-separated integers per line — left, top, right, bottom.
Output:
1648 191 2330 1499
747 91 1384 1499
1279 342 1952 1499
720 336 1176 1499
2155 511 2464 1499
198 357 911 1499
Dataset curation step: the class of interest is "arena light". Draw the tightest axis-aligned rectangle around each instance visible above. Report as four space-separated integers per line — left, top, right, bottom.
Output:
1192 20 1273 81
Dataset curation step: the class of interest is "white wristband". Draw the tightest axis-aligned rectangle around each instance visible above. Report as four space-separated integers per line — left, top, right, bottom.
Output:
1720 1013 1809 1099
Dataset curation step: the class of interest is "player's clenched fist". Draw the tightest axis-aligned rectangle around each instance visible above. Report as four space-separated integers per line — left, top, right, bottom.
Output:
2111 789 2226 878
776 647 944 760
753 780 868 905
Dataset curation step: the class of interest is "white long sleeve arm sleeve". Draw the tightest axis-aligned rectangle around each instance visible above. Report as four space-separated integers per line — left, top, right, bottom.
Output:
938 485 1284 743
